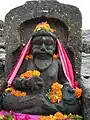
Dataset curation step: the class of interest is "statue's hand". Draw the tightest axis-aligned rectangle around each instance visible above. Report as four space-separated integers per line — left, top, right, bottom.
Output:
26 76 44 93
63 83 77 105
13 77 27 90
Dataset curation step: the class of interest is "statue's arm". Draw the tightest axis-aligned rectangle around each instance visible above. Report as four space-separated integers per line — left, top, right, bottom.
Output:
12 59 28 90
57 59 69 84
13 76 44 94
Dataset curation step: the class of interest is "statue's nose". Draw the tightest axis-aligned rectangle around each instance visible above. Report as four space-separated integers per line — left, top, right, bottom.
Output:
40 43 46 51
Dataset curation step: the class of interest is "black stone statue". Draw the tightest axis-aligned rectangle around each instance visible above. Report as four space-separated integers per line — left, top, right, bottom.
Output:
0 22 81 115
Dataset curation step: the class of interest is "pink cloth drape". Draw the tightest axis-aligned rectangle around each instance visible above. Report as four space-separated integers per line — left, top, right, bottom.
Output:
57 39 78 88
57 39 75 88
7 40 31 86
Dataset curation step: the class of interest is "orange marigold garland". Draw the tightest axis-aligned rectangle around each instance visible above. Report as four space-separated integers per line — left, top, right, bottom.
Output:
5 87 27 97
11 89 26 97
20 70 40 79
40 112 83 120
75 87 82 98
54 112 64 119
46 82 63 103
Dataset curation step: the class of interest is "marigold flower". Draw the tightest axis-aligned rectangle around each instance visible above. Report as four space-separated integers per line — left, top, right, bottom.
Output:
11 89 16 95
20 74 25 79
75 87 82 98
15 90 21 97
25 54 33 60
10 88 27 97
51 82 63 91
32 70 40 77
47 82 63 103
50 90 62 103
50 96 57 103
24 71 31 78
5 87 13 92
53 54 59 59
54 112 64 119
25 55 30 60
20 70 40 79
39 112 83 120
21 92 27 96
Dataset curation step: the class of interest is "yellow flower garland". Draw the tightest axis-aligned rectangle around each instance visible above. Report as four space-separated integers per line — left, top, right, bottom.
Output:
34 21 55 33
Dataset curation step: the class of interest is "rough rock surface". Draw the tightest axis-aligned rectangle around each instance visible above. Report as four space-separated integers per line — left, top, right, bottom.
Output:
82 30 90 53
81 30 90 78
0 20 5 83
80 30 90 120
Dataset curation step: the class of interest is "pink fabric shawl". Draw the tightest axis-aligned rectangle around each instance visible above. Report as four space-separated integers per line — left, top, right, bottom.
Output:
7 40 31 86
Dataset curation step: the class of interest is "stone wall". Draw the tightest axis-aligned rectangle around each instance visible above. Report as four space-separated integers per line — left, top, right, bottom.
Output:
80 30 90 120
0 20 5 83
81 30 90 79
82 30 90 53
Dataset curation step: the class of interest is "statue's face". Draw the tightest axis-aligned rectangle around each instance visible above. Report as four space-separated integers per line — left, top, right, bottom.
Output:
31 36 56 59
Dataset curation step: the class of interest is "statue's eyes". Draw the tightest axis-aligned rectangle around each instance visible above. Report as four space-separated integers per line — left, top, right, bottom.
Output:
32 37 54 45
33 39 42 45
44 39 54 45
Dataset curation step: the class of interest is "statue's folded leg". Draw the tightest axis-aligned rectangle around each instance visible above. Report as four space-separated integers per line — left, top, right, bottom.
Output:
2 93 52 114
1 92 81 115
2 93 38 112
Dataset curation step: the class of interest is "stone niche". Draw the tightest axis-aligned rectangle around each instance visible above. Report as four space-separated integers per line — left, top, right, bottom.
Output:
4 0 89 119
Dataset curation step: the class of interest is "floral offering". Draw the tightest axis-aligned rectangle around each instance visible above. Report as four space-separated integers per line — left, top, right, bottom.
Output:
75 87 82 99
5 87 27 97
20 70 40 79
40 112 83 120
34 21 55 33
46 82 63 103
0 111 83 120
25 54 33 60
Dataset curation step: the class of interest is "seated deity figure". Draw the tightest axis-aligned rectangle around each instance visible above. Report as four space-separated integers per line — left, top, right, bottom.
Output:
0 22 82 115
